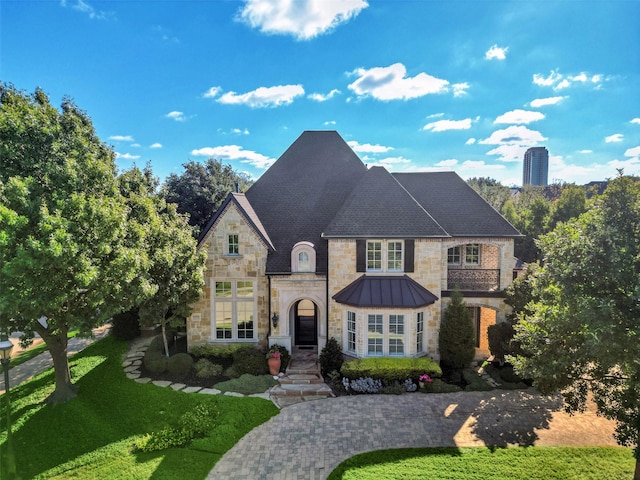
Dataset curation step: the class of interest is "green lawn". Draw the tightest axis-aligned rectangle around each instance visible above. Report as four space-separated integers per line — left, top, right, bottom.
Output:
328 447 636 480
0 336 279 479
8 330 78 370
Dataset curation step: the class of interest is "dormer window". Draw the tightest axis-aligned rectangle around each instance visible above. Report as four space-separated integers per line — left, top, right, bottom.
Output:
291 242 316 273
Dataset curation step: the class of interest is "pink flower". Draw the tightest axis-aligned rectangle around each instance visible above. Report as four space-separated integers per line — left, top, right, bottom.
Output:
271 351 281 359
419 374 432 383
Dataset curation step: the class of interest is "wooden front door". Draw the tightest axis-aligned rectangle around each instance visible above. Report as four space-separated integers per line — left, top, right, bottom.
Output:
294 299 317 346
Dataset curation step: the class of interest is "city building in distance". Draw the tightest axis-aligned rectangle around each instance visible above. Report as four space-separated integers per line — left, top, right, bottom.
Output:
523 147 549 186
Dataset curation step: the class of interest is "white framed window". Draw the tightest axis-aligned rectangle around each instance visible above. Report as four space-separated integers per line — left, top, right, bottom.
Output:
213 280 255 340
388 314 404 355
227 234 239 255
291 241 316 272
416 312 424 353
447 246 461 265
367 240 403 273
367 314 384 356
347 311 356 353
465 244 480 265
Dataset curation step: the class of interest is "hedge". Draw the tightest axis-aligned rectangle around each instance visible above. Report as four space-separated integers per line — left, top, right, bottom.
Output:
341 357 442 384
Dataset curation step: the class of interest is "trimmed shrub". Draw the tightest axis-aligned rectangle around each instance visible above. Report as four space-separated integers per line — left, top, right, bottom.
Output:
319 337 344 376
190 343 252 358
229 348 268 377
498 364 522 384
144 352 168 374
423 378 463 393
111 308 140 340
194 358 223 378
463 368 494 392
340 357 442 384
215 374 278 395
167 353 193 375
439 289 476 371
487 322 515 361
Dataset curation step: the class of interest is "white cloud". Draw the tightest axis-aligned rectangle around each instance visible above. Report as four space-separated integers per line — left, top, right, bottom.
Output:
452 83 470 97
115 152 140 160
165 111 187 121
61 0 112 20
237 0 368 41
631 118 640 125
481 125 547 145
232 128 250 135
323 120 336 126
529 96 565 107
465 138 476 145
131 143 141 148
308 89 341 102
485 144 529 163
150 143 163 149
625 146 640 158
435 159 458 167
533 70 605 91
426 113 445 119
203 86 222 98
579 149 592 154
191 145 275 169
494 109 545 125
368 156 411 168
347 141 393 153
348 63 450 101
605 133 623 143
485 44 508 60
217 85 305 108
109 135 134 142
423 118 472 132
460 160 505 171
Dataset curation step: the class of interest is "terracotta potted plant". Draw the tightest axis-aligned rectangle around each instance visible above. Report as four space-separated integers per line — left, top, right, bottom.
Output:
266 348 282 376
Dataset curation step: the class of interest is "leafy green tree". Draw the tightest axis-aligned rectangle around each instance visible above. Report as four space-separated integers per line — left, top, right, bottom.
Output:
512 176 640 478
0 85 148 403
162 159 252 234
120 167 206 357
547 183 587 230
467 177 512 212
439 289 475 372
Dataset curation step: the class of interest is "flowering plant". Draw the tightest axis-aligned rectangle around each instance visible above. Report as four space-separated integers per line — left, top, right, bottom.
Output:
266 346 281 360
419 374 433 383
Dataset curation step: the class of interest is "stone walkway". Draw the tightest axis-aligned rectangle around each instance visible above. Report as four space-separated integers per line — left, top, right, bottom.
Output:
208 389 619 480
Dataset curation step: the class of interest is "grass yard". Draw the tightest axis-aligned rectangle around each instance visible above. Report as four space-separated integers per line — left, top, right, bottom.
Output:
0 336 279 479
8 330 78 370
328 447 636 480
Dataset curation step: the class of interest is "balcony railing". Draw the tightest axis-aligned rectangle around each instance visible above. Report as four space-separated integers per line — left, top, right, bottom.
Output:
447 268 500 291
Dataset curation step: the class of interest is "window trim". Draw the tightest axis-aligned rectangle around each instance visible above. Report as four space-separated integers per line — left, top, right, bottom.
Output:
366 239 404 273
465 244 480 265
227 234 239 256
347 311 356 353
447 245 461 265
416 311 424 353
212 279 256 341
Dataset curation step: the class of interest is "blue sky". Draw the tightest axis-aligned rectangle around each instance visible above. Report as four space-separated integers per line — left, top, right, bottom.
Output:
2 0 639 186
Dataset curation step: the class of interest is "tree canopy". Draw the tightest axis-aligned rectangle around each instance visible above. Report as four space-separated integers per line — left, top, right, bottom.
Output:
511 175 640 476
162 159 252 235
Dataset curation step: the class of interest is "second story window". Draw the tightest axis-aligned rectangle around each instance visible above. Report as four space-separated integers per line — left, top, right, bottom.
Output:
366 240 403 272
298 251 310 272
465 244 480 264
367 241 382 271
387 241 403 271
228 234 239 255
447 246 461 265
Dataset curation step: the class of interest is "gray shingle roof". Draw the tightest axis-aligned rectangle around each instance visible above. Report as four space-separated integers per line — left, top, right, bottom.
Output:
333 275 439 308
393 172 521 237
323 166 448 238
245 131 367 273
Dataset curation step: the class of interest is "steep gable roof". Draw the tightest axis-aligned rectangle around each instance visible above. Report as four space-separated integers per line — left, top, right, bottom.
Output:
393 171 521 237
198 192 274 250
323 166 448 238
245 131 367 273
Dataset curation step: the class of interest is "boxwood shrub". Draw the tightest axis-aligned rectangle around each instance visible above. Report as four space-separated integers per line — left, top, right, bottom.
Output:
341 357 442 384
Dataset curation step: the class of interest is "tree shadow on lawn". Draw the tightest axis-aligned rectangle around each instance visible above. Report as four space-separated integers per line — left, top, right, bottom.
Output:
468 388 562 449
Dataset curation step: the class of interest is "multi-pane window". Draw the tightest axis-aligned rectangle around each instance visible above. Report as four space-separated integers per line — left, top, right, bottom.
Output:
447 246 461 265
388 314 404 355
367 241 382 271
367 314 383 355
465 244 480 264
214 280 255 340
228 234 239 255
416 312 424 353
387 241 403 271
298 252 310 272
347 311 356 353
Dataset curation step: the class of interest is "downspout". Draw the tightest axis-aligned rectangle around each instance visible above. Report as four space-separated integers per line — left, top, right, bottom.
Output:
268 275 272 339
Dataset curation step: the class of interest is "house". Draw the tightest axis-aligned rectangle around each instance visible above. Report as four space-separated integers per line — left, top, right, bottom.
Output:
187 131 521 359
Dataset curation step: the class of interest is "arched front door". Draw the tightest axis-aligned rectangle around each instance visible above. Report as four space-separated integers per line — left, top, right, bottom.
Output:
294 299 317 346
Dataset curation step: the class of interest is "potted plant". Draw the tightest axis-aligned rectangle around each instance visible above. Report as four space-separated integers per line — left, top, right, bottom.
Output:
266 347 282 376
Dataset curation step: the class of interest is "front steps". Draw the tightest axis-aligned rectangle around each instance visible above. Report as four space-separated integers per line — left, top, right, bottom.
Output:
269 347 334 408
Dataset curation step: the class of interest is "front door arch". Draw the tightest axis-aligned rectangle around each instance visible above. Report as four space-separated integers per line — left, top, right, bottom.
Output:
294 299 317 346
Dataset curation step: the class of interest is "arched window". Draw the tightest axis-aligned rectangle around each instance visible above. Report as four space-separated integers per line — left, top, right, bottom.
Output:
291 242 316 273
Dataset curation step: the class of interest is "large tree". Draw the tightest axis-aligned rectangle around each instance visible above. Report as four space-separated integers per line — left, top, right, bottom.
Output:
0 85 148 403
512 175 640 479
162 159 252 234
119 166 205 357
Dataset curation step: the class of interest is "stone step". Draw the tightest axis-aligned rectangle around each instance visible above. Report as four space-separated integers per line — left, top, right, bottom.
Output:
270 383 333 397
278 373 324 385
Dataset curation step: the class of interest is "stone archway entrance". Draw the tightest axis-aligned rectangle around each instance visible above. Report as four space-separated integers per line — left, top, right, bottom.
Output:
294 299 317 346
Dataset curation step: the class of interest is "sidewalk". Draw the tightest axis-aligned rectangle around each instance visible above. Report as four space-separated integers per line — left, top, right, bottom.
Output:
0 324 111 394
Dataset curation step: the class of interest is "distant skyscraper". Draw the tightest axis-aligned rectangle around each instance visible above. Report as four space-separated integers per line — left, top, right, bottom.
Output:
523 147 549 186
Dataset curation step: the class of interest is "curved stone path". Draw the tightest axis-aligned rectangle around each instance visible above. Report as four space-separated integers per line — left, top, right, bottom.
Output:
208 389 619 480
